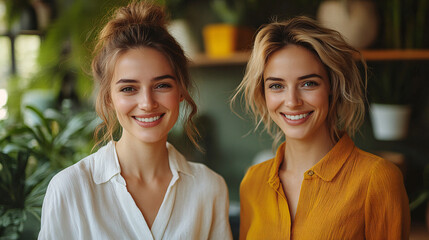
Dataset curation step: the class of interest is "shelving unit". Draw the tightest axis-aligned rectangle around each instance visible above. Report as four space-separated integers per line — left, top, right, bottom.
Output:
190 49 429 67
360 49 429 61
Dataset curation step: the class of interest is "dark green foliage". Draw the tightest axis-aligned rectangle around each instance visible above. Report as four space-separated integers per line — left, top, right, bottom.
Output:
0 151 53 240
0 104 97 239
410 165 429 211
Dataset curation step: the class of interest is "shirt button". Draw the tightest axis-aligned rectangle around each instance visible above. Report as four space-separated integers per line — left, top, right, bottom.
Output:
308 170 314 176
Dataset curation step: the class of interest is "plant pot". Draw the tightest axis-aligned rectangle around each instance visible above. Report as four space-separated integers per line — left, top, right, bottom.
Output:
236 26 255 52
202 24 237 58
317 0 378 49
369 103 411 140
168 19 199 59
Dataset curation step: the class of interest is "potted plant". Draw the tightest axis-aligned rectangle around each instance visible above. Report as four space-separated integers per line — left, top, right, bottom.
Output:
0 104 96 238
1 0 53 32
157 0 201 58
368 0 428 141
410 164 429 231
202 0 260 58
29 0 128 110
0 150 53 240
317 0 379 49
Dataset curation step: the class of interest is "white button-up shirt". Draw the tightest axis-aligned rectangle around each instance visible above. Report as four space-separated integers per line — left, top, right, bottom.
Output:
38 142 232 240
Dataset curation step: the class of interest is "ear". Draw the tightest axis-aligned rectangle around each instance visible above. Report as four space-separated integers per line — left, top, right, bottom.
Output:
180 94 185 102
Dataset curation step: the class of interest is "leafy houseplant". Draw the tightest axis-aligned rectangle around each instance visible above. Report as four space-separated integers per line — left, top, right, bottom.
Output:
30 0 129 109
369 0 428 104
410 164 429 230
0 104 96 238
410 165 429 211
156 0 202 58
368 0 428 141
1 105 97 169
0 151 53 240
202 0 261 57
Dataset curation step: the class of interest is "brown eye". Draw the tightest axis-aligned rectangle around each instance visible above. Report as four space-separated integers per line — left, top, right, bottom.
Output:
269 83 283 89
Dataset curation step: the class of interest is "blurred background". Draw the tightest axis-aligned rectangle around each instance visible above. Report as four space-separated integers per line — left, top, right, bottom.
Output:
0 0 428 239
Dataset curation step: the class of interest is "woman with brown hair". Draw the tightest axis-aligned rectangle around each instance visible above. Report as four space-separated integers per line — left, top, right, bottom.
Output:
232 16 410 239
38 2 232 239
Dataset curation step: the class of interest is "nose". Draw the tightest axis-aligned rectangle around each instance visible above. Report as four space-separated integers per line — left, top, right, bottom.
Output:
285 88 303 108
138 88 158 111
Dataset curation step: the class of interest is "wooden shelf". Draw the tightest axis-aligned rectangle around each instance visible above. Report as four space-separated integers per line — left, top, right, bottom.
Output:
361 49 429 61
410 222 429 240
190 49 429 67
189 52 251 67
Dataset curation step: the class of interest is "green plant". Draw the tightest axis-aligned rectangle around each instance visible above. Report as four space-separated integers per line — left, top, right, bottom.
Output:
156 0 193 19
369 0 429 105
410 164 429 211
381 0 428 49
0 104 97 170
210 0 273 26
368 61 423 105
0 104 97 239
0 150 53 239
30 0 129 107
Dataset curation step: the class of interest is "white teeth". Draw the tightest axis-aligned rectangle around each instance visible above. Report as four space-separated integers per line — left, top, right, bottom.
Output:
284 112 310 120
135 115 161 123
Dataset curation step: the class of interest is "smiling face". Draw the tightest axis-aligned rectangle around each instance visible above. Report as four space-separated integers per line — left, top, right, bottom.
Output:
264 44 331 142
110 47 182 145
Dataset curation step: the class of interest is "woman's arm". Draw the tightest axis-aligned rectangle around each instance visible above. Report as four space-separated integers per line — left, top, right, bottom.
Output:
364 160 410 240
38 176 75 240
208 176 233 240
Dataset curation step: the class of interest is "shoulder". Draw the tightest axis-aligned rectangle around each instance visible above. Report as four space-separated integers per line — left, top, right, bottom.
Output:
167 143 227 191
46 155 94 196
353 149 404 187
46 143 111 197
355 149 403 175
241 159 274 188
187 161 228 191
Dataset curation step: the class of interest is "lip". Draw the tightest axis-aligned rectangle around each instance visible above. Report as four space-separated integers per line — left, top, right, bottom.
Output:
281 111 313 126
133 113 165 128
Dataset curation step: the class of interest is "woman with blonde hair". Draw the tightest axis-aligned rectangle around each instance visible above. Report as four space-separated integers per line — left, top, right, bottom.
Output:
232 16 409 239
38 1 232 239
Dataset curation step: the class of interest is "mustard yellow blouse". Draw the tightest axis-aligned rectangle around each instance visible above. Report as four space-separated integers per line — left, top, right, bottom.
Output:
240 134 410 240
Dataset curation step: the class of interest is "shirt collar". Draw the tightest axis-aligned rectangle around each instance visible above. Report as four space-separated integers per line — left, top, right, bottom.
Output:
311 134 355 181
166 142 194 177
93 141 194 184
268 142 286 188
93 141 121 184
267 134 355 185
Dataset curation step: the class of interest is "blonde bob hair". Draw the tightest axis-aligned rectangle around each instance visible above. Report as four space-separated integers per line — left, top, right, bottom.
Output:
91 1 199 149
232 16 367 145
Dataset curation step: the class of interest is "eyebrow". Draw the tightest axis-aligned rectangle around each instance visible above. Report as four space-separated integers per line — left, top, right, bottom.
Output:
265 73 323 82
298 74 323 80
116 74 176 84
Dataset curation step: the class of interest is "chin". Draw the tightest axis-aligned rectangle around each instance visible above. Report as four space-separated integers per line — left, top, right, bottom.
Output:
283 129 312 141
131 133 167 144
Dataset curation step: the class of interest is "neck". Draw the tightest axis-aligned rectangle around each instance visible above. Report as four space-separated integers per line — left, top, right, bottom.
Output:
281 126 335 174
115 133 170 182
